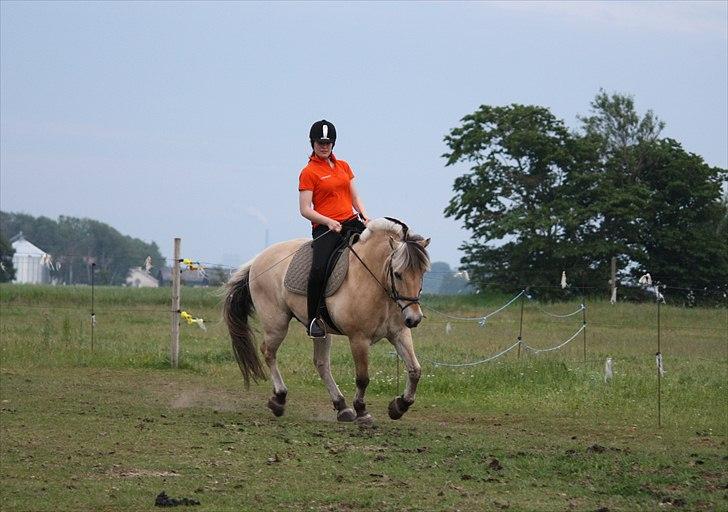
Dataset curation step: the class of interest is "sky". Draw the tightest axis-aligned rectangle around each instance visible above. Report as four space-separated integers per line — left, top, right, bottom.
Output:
1 1 726 269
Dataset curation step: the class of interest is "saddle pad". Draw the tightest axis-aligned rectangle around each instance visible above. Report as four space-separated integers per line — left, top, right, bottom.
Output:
284 242 350 297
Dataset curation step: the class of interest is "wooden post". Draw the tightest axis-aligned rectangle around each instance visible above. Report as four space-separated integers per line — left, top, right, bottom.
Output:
171 238 181 368
91 263 95 352
610 257 617 303
582 297 587 362
657 286 662 428
517 291 525 359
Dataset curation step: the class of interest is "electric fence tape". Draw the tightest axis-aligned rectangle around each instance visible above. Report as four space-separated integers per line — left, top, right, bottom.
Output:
520 323 587 354
422 290 525 323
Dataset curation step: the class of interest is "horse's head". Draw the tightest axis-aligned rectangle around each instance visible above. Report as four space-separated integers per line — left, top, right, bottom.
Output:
359 218 431 329
388 233 431 327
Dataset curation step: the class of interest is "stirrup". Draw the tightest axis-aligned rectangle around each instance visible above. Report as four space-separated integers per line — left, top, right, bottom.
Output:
308 318 326 339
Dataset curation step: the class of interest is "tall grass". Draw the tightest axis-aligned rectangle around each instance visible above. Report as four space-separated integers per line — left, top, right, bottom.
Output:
1 283 726 434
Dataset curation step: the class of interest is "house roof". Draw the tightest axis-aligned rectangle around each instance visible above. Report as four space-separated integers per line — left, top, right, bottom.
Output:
11 233 48 257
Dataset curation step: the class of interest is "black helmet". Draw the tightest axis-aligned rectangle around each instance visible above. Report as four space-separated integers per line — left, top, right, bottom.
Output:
309 119 336 146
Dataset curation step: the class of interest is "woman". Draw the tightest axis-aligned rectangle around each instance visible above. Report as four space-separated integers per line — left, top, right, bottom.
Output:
298 119 370 338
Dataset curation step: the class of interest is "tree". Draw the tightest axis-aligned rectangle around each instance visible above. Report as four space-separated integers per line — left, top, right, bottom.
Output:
0 233 16 282
634 139 728 290
443 92 728 299
574 91 666 276
442 104 590 293
578 92 727 294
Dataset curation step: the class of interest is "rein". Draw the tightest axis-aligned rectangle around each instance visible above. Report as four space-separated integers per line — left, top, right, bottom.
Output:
348 239 421 312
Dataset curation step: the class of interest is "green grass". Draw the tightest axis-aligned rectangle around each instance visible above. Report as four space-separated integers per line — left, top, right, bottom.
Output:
1 284 727 511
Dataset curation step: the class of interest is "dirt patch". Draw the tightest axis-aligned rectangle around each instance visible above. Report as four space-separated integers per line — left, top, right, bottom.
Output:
169 388 243 411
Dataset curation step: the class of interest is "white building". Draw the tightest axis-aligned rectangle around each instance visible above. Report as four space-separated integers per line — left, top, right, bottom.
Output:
11 233 51 284
125 267 159 288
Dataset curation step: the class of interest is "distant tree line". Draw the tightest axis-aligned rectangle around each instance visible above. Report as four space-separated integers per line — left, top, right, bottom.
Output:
0 212 164 285
423 262 472 295
443 91 728 301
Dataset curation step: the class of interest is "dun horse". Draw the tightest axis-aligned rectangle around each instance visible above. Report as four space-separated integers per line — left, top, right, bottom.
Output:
223 218 431 422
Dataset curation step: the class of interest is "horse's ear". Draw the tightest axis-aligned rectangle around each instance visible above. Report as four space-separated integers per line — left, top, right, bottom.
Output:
420 238 431 248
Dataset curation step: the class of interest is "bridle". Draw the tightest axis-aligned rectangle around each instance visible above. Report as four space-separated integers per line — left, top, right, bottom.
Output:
348 241 422 312
387 264 422 312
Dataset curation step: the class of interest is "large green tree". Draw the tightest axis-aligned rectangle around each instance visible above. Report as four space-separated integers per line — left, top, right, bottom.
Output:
443 92 728 299
442 104 592 293
578 92 727 292
575 91 665 276
634 139 728 290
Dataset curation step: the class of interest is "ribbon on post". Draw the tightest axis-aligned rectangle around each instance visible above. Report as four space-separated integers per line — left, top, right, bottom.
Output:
656 352 665 377
180 311 207 331
604 357 613 383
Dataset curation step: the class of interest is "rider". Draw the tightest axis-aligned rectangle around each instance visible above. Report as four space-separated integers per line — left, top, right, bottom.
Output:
298 119 370 338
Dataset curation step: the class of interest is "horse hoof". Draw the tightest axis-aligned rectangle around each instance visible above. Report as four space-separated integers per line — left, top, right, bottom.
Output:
356 413 374 425
267 398 285 417
336 408 356 422
388 399 404 420
388 396 412 420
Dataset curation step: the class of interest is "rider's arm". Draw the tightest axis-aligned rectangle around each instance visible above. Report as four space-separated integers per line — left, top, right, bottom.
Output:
349 182 370 224
299 190 342 232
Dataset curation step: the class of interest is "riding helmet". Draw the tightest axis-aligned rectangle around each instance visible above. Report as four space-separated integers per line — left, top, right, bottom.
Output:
309 120 336 147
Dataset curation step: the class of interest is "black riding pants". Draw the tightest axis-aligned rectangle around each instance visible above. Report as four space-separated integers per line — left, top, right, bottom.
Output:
307 218 366 325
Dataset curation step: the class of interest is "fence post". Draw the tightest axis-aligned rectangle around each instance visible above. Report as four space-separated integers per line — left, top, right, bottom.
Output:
656 284 662 428
171 238 181 368
610 256 617 303
91 262 95 352
582 294 587 363
517 291 525 359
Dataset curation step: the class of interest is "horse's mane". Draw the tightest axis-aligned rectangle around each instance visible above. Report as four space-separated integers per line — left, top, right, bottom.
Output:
359 218 431 274
359 218 405 242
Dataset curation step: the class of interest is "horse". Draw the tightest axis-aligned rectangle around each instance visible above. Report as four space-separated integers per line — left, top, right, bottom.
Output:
222 217 431 422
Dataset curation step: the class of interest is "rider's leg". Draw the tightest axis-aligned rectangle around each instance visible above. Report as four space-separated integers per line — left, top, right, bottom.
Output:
307 226 339 337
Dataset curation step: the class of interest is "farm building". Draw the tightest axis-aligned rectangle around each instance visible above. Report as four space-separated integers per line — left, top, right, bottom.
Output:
157 266 210 286
10 233 52 284
125 267 159 288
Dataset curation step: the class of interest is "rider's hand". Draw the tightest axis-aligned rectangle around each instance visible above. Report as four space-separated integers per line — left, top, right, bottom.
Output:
326 219 342 233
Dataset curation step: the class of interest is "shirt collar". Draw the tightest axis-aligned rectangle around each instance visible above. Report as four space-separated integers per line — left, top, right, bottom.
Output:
309 153 337 164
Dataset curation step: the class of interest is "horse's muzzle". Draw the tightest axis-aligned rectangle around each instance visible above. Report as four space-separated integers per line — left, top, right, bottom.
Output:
404 315 422 329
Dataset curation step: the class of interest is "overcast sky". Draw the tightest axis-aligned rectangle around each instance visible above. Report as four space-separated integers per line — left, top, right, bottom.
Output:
1 1 726 268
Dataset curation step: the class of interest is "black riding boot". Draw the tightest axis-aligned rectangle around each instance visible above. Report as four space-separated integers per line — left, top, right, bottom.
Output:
307 227 339 338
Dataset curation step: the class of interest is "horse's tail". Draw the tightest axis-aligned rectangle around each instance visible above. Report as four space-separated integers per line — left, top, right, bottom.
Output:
223 263 266 389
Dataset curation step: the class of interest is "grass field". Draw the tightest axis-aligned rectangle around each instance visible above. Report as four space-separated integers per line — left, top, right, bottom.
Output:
1 284 726 511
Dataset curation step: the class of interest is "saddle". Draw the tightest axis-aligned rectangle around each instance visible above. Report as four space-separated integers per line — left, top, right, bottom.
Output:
284 242 350 298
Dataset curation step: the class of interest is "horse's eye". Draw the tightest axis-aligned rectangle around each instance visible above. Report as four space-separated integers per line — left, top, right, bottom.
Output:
394 272 402 280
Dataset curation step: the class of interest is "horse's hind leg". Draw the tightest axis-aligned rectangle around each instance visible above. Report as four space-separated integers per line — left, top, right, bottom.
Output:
260 317 291 417
313 336 356 422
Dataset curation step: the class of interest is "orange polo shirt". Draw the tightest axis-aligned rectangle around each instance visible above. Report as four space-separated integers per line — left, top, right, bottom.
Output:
298 153 356 225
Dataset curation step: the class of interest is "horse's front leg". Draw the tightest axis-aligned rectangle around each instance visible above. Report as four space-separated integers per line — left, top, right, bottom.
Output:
387 329 421 420
313 335 356 422
349 335 373 424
